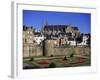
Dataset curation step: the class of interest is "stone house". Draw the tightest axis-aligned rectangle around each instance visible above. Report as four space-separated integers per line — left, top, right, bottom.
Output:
77 33 90 46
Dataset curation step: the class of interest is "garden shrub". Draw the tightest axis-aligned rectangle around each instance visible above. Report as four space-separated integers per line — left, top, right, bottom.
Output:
69 53 74 58
49 62 56 68
50 54 54 57
63 56 67 60
29 57 34 61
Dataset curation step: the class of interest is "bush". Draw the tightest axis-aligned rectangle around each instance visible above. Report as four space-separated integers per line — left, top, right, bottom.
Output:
29 57 34 61
49 62 56 68
50 54 53 57
63 56 67 60
69 53 74 58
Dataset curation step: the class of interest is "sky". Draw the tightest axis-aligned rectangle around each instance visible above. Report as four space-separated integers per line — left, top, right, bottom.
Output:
23 10 91 33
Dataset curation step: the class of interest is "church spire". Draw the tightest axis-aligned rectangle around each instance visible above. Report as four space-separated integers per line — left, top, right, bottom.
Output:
45 19 48 25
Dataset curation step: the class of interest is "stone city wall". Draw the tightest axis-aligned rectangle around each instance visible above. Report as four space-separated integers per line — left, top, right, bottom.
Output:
44 40 90 56
23 44 43 57
23 39 90 57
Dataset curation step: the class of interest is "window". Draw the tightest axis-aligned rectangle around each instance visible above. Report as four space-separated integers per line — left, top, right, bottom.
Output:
25 39 27 43
63 28 65 32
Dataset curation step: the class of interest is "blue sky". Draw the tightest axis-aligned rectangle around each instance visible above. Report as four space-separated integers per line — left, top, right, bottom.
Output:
23 10 91 33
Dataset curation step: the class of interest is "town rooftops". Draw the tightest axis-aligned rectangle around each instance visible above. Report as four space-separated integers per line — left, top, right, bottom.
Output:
59 32 72 36
34 32 41 35
44 25 79 30
23 25 34 31
72 27 79 30
81 33 90 37
44 25 68 29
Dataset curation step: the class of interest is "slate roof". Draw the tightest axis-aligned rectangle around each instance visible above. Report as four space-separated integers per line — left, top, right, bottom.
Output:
23 25 33 30
44 25 79 31
44 25 68 29
72 27 79 30
59 32 72 36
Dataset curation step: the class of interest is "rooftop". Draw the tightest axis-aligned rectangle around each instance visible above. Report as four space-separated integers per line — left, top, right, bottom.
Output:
44 25 79 30
44 25 68 29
